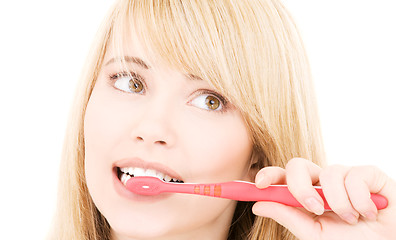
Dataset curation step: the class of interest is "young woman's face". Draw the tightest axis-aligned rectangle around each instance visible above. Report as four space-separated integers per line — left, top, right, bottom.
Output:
84 35 254 239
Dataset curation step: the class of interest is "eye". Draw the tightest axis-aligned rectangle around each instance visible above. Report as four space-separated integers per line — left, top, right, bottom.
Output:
190 93 224 111
112 72 145 94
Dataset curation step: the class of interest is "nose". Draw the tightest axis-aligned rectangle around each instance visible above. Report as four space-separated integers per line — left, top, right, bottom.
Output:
129 103 176 148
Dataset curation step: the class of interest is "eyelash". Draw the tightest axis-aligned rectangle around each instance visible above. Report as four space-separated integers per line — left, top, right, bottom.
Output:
109 71 141 80
107 71 229 113
108 71 146 93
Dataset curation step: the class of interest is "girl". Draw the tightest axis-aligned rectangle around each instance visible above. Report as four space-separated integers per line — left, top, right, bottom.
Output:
48 0 396 239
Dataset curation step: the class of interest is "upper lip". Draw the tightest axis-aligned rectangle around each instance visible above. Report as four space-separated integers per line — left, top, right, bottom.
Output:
113 157 183 181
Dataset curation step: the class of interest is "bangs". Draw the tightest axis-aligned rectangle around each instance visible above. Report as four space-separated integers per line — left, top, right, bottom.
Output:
108 0 265 110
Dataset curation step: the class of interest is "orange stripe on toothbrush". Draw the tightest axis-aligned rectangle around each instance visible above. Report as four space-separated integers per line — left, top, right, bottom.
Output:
204 185 210 195
214 185 221 197
194 186 200 194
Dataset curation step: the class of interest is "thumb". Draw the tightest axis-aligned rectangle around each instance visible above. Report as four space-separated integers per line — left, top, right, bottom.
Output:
252 201 319 240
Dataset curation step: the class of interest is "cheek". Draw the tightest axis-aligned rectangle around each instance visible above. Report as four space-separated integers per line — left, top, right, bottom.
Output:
83 89 112 200
84 86 131 161
83 87 129 196
84 90 115 164
181 112 253 182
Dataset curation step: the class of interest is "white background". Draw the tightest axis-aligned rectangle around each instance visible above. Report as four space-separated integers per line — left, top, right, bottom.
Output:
0 0 395 239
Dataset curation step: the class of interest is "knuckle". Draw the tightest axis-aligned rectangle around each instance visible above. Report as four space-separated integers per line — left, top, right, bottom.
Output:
344 173 360 189
287 157 307 167
353 202 372 214
286 157 309 172
319 165 347 184
289 186 314 201
347 166 364 177
320 165 341 178
329 204 353 215
344 165 374 186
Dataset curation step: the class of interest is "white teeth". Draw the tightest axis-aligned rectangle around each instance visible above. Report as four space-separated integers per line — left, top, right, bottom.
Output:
127 167 134 175
120 173 131 185
121 172 127 183
156 172 165 180
134 168 145 177
119 167 182 183
145 169 157 177
125 174 131 184
164 175 171 182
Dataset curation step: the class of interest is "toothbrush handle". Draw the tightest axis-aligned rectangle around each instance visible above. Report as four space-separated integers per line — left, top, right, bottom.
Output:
221 182 330 209
191 181 388 210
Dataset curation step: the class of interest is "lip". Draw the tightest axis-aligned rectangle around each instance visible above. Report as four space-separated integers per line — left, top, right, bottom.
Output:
113 157 183 181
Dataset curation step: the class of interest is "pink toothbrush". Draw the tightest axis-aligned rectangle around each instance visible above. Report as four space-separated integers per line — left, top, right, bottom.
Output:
126 176 388 210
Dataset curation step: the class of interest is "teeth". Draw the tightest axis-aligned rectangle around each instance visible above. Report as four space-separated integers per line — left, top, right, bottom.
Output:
120 173 131 185
121 172 127 183
156 171 165 180
125 174 131 183
127 167 134 175
164 175 171 182
119 167 183 184
145 169 157 177
134 168 145 177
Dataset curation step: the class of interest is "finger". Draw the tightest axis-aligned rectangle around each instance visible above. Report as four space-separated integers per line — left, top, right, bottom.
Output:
344 166 388 220
252 201 319 240
286 158 324 215
319 165 360 224
255 166 286 188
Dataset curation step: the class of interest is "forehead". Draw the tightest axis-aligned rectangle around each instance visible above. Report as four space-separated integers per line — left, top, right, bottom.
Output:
103 34 204 83
104 31 152 64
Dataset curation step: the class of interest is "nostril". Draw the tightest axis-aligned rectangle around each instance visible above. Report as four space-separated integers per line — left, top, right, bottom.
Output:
136 136 166 145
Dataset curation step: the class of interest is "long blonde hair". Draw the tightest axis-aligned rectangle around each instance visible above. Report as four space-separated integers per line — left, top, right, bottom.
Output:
48 0 325 239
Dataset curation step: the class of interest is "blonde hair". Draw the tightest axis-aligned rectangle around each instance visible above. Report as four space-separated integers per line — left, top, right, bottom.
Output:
48 0 325 239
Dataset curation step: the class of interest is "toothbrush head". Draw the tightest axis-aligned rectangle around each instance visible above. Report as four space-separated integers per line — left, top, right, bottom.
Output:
126 176 164 195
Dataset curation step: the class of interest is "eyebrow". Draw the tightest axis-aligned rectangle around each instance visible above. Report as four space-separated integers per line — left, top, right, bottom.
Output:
105 55 203 81
105 56 151 69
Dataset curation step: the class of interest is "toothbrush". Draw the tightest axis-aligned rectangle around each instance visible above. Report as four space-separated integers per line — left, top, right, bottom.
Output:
125 176 388 210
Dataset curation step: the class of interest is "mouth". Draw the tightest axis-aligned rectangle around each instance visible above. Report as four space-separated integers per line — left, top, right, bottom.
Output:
117 167 185 186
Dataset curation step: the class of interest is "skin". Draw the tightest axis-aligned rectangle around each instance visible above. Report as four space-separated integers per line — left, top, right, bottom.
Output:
83 29 396 240
83 36 255 240
253 158 396 240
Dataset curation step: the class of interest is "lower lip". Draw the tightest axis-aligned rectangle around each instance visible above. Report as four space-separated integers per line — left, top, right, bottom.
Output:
112 168 173 202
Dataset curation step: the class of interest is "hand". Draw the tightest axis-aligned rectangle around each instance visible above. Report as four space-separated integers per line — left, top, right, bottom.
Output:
252 158 396 240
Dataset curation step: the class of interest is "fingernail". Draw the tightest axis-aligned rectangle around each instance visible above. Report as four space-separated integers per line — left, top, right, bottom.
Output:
256 174 269 188
363 211 377 221
341 213 358 224
305 197 324 215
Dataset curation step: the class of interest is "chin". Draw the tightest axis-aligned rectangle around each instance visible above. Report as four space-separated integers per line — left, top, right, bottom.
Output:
108 214 186 239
